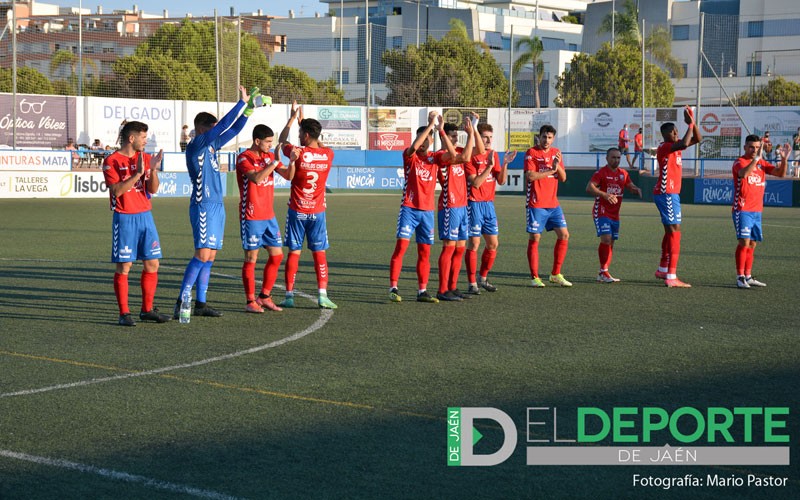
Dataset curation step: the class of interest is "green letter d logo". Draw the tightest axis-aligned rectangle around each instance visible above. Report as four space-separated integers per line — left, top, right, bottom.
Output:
460 408 517 466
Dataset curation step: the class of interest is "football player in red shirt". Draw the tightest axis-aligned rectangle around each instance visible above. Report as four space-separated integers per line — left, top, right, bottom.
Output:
236 124 293 313
524 125 571 287
586 148 642 283
731 135 789 288
102 120 170 326
277 102 337 309
653 106 701 288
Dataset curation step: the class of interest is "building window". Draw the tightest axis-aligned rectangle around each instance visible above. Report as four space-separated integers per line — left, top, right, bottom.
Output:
672 25 690 40
746 61 761 76
334 38 351 51
748 21 763 38
334 71 350 84
568 43 577 51
392 36 403 49
102 47 115 54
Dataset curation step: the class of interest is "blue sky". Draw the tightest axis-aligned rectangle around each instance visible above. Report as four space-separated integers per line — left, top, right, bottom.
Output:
55 1 329 19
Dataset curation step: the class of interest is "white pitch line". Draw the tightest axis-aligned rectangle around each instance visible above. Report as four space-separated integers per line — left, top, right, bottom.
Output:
1 309 333 398
0 450 244 500
0 262 333 398
763 224 800 229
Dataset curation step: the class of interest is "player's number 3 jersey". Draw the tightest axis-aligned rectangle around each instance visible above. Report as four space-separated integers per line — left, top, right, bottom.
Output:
283 145 334 214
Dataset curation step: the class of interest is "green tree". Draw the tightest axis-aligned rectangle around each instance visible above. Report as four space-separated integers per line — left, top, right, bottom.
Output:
110 54 216 100
555 43 674 107
735 77 800 106
134 19 270 101
263 65 347 105
49 49 98 95
0 67 55 94
598 0 683 79
382 19 514 107
513 35 545 109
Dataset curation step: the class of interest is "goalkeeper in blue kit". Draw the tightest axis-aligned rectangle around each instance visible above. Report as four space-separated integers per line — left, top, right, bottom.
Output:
174 86 261 318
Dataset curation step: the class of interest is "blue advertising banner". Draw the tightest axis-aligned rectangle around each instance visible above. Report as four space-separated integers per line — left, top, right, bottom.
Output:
694 178 792 207
338 167 404 190
152 172 227 198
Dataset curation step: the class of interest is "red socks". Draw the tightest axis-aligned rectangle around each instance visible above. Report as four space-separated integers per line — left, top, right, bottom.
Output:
449 246 465 291
140 271 157 312
438 245 455 293
744 246 754 276
312 251 329 289
598 242 612 270
242 262 256 302
667 232 681 275
284 252 300 293
527 240 539 278
114 272 129 315
262 254 283 296
479 249 496 280
735 245 747 276
466 248 478 284
552 239 568 275
389 239 410 287
417 243 431 289
660 233 670 269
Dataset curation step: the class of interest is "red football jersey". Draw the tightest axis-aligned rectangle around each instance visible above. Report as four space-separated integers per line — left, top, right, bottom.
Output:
732 157 776 213
618 129 629 149
435 147 468 210
401 149 438 211
524 146 562 208
590 166 632 221
654 142 683 195
466 150 501 202
283 144 333 214
236 149 278 220
102 151 152 214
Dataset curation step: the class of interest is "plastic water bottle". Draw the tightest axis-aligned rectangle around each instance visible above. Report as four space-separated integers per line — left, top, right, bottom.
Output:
179 291 192 324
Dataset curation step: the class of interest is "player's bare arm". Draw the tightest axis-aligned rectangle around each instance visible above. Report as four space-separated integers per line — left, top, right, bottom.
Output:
627 182 643 198
772 143 790 177
470 150 494 188
278 100 302 145
471 113 485 156
453 117 474 164
248 158 282 184
407 111 437 157
552 151 567 182
496 150 516 185
586 180 617 204
672 106 700 152
108 156 145 198
145 149 164 194
738 142 764 179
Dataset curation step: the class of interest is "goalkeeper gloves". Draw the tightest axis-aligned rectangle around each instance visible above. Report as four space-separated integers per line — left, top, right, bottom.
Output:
243 86 261 117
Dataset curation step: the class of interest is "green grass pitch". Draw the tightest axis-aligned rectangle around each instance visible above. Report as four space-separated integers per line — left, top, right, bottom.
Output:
0 193 798 499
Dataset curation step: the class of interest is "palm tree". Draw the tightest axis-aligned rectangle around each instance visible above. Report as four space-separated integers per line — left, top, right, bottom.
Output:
598 0 684 79
514 35 545 109
49 49 98 95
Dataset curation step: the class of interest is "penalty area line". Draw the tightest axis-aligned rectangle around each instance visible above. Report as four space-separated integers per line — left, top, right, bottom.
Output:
0 449 243 500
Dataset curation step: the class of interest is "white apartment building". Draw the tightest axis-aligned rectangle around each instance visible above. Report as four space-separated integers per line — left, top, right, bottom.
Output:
271 0 588 106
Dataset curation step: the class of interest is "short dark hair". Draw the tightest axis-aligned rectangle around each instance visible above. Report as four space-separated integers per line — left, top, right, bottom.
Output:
539 124 557 136
443 123 458 134
253 124 274 141
120 121 148 144
745 134 761 144
194 112 217 130
416 125 430 135
477 123 493 134
660 122 676 136
299 118 322 140
606 147 621 156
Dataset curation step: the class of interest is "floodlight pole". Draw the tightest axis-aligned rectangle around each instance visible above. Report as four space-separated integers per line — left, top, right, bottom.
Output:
611 0 615 50
11 7 17 149
79 0 83 96
641 18 645 170
507 24 514 151
694 12 704 176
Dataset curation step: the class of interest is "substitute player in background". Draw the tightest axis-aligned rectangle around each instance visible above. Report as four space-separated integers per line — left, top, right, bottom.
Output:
277 102 337 309
654 106 701 288
103 120 171 326
732 135 789 288
618 124 633 168
388 111 441 303
524 124 571 287
465 122 516 294
586 148 642 283
434 115 475 301
236 124 293 313
174 86 259 319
